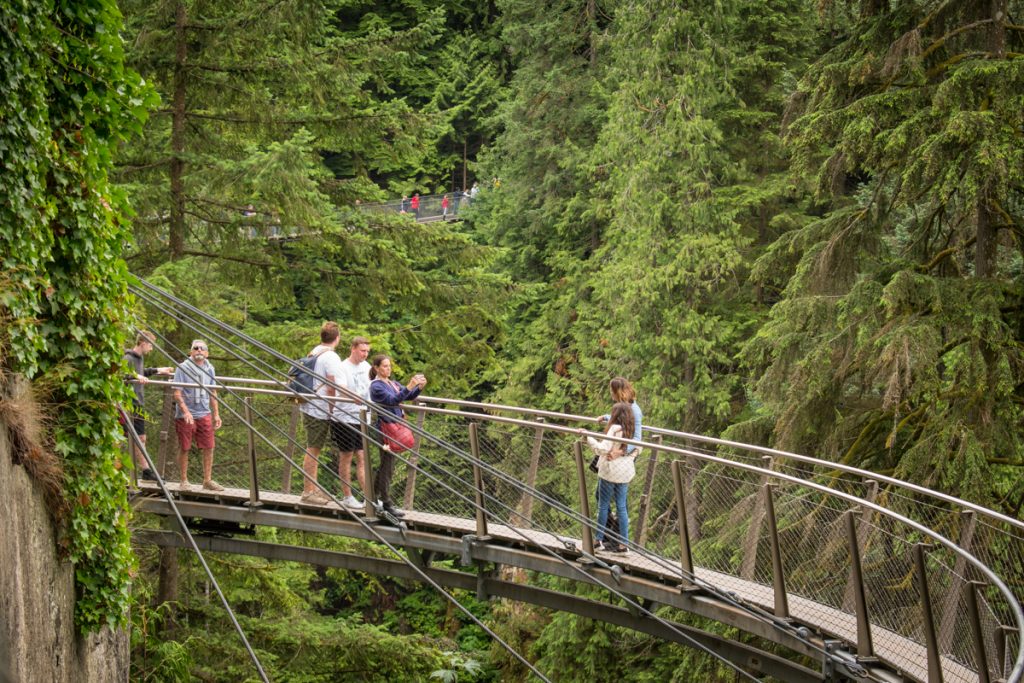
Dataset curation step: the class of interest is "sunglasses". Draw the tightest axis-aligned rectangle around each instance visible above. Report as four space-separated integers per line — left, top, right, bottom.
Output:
192 345 208 351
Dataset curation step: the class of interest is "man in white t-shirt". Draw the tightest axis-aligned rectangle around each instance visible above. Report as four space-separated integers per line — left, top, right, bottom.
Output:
298 322 347 505
334 335 371 508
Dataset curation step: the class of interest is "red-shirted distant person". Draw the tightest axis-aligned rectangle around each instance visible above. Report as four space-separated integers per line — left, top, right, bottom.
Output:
410 193 420 219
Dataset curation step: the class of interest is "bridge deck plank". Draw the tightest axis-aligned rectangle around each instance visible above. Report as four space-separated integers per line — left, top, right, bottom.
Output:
138 482 977 683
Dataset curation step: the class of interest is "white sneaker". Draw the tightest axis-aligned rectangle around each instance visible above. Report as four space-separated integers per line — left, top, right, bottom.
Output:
342 495 363 508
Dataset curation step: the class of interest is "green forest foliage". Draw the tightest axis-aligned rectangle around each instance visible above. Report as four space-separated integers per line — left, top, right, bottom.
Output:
475 0 1023 511
117 0 509 398
739 0 1024 507
1 0 155 630
121 0 1024 678
5 0 1023 677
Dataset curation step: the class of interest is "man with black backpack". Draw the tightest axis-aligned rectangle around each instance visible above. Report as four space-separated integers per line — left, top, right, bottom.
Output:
297 321 345 505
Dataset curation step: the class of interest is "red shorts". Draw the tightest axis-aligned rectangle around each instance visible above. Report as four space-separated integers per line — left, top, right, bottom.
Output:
176 414 215 451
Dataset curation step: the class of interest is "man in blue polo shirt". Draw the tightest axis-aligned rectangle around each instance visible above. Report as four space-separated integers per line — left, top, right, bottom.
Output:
173 339 223 491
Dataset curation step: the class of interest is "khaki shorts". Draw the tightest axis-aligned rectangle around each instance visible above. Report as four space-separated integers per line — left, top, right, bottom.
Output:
303 413 334 449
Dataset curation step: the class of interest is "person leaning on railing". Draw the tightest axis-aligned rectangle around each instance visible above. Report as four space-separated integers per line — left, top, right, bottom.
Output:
581 401 636 555
123 330 173 482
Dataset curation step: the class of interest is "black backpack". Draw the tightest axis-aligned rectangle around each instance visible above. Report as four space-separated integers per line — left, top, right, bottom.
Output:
287 348 328 401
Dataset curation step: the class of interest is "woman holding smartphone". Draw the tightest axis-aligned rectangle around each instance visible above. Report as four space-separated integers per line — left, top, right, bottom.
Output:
369 354 426 518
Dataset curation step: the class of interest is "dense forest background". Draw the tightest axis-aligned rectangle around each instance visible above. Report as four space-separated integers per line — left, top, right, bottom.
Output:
7 0 1021 679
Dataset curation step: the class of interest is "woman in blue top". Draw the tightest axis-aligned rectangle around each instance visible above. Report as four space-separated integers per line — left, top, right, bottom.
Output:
369 354 426 518
600 377 643 452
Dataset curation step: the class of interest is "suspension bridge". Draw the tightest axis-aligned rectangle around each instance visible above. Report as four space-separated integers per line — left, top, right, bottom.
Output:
126 278 1024 683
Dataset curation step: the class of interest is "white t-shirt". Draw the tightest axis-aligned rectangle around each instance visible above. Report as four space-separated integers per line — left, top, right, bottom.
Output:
298 345 344 420
335 358 371 424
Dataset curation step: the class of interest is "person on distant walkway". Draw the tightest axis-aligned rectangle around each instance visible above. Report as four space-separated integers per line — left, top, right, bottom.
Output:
334 336 372 508
173 339 223 491
297 321 345 505
441 193 450 219
369 354 426 518
410 193 420 219
400 194 410 214
584 402 636 554
469 182 479 200
599 377 643 454
123 330 173 481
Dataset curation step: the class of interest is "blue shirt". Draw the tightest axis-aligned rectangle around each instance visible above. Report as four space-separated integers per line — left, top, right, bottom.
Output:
369 378 422 423
173 358 216 419
603 401 643 454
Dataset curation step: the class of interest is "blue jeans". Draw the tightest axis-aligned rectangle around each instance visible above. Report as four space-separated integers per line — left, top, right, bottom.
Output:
596 478 629 545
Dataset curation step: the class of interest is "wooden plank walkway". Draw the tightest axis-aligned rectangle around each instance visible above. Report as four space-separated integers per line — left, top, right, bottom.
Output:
136 481 977 683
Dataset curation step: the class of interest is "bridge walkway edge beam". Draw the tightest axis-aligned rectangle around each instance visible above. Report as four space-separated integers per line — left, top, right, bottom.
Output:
136 530 824 683
134 497 919 681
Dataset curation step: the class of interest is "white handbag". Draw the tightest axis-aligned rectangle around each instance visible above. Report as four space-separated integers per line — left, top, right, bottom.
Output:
598 449 636 483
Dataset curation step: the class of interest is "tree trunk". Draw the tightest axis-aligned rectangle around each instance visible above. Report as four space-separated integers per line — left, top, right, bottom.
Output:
168 0 188 260
156 546 179 633
975 198 995 278
989 0 1007 58
462 139 468 191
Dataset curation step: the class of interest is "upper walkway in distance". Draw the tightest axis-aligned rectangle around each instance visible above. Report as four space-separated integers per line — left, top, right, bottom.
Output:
356 190 475 223
127 278 1024 683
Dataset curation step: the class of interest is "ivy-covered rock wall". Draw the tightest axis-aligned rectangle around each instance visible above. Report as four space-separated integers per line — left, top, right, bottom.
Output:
0 416 129 682
1 0 155 631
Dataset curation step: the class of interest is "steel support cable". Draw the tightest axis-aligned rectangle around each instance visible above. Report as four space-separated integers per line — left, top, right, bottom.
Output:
133 329 555 683
127 298 772 680
130 278 1024 680
130 286 875 671
120 406 270 683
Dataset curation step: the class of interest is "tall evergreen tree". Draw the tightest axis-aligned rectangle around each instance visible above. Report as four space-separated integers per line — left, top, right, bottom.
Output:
116 0 439 267
573 0 811 428
117 0 507 396
479 0 815 431
473 0 615 409
741 0 1024 507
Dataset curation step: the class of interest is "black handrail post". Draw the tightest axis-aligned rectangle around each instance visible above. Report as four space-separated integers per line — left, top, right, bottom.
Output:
635 434 662 545
740 455 773 580
914 543 944 683
763 484 788 619
965 580 991 683
515 417 546 527
244 397 261 507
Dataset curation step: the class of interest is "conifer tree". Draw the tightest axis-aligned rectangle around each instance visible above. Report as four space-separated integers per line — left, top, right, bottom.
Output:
116 0 440 267
741 0 1024 507
473 0 615 409
573 0 814 430
116 0 507 396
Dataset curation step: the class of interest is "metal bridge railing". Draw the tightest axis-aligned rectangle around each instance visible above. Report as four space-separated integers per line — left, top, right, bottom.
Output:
131 372 1023 683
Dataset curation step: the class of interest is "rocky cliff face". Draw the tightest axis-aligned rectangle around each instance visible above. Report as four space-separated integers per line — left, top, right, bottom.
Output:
0 420 129 683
